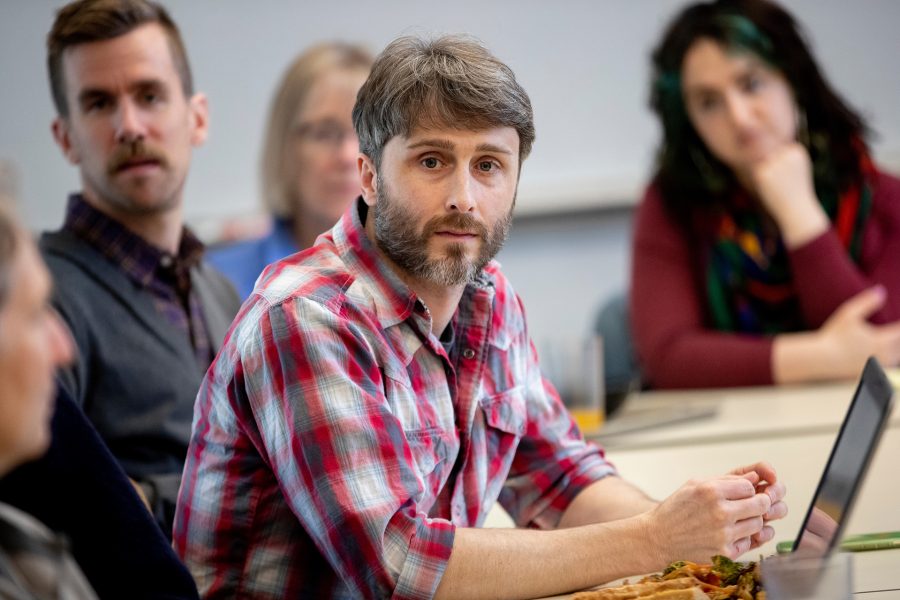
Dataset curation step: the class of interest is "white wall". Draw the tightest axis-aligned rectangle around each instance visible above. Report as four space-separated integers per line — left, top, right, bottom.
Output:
497 210 634 344
1 0 898 341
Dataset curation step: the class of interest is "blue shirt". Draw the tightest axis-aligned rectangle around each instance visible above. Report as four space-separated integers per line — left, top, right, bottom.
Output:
207 218 299 300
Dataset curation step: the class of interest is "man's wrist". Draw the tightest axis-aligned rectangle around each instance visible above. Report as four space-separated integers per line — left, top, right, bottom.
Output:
631 510 665 573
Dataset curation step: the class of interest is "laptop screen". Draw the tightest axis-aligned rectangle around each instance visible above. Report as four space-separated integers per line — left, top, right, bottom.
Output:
792 357 895 556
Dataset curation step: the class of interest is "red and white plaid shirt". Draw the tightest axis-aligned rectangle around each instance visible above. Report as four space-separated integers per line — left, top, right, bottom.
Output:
174 200 615 599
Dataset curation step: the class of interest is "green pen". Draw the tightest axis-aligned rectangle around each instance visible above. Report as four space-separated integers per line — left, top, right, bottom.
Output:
776 531 900 554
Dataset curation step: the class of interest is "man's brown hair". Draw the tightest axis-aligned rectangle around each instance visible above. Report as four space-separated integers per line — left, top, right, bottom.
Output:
47 0 193 117
352 35 535 170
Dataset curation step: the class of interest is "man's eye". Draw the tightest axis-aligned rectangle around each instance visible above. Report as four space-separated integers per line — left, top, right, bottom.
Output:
86 98 110 112
477 161 495 172
422 157 440 169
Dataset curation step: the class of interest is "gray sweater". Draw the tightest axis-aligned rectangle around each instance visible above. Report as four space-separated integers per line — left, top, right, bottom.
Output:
40 230 240 533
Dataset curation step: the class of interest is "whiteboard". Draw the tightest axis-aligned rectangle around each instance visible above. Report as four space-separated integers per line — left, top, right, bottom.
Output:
1 0 898 230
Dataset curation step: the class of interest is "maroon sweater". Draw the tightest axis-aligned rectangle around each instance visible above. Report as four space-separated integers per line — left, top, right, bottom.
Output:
630 170 900 389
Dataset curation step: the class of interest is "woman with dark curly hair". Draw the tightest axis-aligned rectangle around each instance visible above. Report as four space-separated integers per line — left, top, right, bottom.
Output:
631 0 900 388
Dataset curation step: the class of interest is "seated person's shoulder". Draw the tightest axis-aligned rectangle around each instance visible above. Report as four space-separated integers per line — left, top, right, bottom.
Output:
867 169 900 230
231 255 369 347
36 232 101 316
252 247 355 307
637 182 668 217
38 230 91 276
873 169 900 206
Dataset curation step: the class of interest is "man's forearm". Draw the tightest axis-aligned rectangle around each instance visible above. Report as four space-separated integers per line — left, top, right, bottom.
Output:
434 515 659 600
558 476 658 528
433 466 784 599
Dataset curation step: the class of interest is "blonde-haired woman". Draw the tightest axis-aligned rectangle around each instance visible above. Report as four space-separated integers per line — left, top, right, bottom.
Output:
210 42 372 299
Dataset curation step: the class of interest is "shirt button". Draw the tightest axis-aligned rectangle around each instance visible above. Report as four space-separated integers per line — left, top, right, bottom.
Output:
462 348 475 359
159 255 174 268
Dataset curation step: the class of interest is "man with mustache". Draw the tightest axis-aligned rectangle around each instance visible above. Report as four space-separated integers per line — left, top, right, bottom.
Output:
40 0 240 535
176 36 786 599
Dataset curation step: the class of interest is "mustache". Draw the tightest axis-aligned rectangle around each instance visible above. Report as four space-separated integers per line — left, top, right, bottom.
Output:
106 141 168 174
423 213 488 239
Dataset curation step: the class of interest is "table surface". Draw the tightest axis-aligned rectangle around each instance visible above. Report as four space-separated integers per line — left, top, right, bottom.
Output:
591 378 899 451
538 550 900 599
530 378 900 598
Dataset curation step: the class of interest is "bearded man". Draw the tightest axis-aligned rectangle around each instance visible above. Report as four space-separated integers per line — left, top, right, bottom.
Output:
175 35 785 600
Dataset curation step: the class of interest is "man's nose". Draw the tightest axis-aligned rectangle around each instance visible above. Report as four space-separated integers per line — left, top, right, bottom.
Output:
446 169 476 213
115 99 147 144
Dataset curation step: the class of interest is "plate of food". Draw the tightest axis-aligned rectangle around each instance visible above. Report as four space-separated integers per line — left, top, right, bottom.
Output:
573 555 764 600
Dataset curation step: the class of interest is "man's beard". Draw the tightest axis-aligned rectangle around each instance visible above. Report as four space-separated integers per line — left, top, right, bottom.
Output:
372 176 513 287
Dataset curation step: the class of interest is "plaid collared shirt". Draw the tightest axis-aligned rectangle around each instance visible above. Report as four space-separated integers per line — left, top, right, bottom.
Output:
63 194 213 366
174 200 615 599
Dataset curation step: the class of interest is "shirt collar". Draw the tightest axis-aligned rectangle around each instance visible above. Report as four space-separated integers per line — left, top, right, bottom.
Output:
62 193 205 288
330 198 419 331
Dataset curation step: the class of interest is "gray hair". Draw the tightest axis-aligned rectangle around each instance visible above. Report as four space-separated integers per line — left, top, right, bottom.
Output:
353 34 535 170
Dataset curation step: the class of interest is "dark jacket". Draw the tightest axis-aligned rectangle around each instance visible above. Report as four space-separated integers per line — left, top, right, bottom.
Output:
0 386 199 599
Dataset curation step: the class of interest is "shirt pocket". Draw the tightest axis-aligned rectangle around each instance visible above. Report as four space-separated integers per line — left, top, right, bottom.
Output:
480 387 527 436
403 427 451 508
478 386 527 476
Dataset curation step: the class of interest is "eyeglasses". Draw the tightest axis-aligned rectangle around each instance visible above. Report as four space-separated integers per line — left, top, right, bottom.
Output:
292 120 357 151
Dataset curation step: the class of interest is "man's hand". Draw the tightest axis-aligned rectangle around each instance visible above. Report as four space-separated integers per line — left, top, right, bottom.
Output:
646 463 786 563
434 461 788 599
728 462 788 548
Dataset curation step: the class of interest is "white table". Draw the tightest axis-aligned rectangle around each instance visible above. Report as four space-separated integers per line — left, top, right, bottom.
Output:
535 428 900 598
593 380 899 451
530 380 900 598
608 428 900 561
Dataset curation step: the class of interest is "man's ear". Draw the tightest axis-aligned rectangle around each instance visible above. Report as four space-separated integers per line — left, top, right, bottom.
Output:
51 117 81 165
358 153 378 206
188 93 209 147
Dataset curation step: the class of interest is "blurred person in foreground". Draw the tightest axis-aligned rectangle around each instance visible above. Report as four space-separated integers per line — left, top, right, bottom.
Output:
176 34 787 599
631 0 900 388
0 199 95 598
208 42 372 300
0 190 199 598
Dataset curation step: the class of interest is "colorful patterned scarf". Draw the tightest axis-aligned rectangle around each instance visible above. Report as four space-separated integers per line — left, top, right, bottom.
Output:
706 154 875 333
